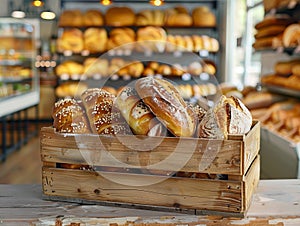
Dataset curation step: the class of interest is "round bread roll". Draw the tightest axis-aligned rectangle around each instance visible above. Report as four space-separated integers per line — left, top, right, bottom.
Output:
135 10 153 26
283 23 300 47
136 26 167 52
156 64 172 76
84 28 107 53
107 28 135 50
83 58 109 77
52 98 91 134
127 61 144 78
192 35 204 51
105 7 135 26
135 77 197 137
57 28 84 53
56 61 84 76
165 35 177 52
83 9 104 26
55 82 88 98
142 67 155 77
165 13 192 27
192 6 216 27
59 10 83 27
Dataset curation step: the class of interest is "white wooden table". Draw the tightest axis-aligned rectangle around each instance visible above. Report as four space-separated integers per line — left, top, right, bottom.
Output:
0 180 300 225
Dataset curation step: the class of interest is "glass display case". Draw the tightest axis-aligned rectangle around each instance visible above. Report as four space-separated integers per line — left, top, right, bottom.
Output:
0 18 39 118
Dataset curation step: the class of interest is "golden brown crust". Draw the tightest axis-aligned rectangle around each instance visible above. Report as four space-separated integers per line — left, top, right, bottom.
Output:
57 28 84 53
192 6 216 27
80 88 130 135
59 10 83 27
115 87 165 136
83 28 107 53
105 7 135 26
135 77 196 137
83 9 104 26
52 98 91 134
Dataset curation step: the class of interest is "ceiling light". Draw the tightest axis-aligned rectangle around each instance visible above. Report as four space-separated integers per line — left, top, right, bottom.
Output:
11 10 26 18
150 0 164 6
32 0 44 7
100 0 112 6
41 10 56 20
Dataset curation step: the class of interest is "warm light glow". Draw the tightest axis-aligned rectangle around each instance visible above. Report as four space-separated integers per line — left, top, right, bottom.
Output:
41 11 56 20
11 10 26 18
100 0 112 6
150 0 164 6
32 0 44 7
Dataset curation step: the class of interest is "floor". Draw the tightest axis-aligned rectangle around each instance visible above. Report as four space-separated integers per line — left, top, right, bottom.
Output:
0 122 51 184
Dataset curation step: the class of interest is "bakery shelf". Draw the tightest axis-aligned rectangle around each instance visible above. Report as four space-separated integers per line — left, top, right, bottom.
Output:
254 46 300 56
265 1 300 18
262 83 300 99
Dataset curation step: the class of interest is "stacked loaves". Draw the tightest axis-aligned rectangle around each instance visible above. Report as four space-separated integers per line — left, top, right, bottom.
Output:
261 58 300 90
58 6 216 28
56 27 219 54
53 77 253 139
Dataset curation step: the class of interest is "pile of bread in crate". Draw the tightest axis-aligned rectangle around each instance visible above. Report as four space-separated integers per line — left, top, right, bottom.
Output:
41 76 260 216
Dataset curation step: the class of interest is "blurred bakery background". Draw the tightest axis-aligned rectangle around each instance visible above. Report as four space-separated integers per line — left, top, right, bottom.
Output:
0 0 300 183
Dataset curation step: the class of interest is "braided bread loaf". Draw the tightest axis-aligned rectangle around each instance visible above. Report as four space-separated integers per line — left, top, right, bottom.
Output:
80 88 130 135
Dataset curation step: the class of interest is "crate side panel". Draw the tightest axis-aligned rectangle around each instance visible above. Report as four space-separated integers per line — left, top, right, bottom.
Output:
243 121 260 174
42 167 243 213
243 155 260 212
41 127 244 175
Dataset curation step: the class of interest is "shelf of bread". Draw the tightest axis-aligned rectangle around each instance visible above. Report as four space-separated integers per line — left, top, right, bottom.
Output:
263 0 300 14
55 58 216 82
260 58 300 96
252 4 300 53
56 27 219 56
58 6 216 29
224 85 300 144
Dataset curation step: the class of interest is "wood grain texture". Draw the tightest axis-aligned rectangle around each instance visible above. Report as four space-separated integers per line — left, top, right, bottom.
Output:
40 121 260 175
1 180 300 225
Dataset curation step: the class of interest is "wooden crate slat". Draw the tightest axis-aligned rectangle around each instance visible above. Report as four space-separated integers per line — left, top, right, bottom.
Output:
42 167 243 213
40 125 262 175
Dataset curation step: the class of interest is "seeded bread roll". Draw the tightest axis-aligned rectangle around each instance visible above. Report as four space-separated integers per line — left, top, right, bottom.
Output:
80 88 130 135
135 77 196 137
115 87 166 136
52 98 90 134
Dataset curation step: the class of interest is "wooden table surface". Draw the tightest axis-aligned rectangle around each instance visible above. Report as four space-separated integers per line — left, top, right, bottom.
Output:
1 179 300 226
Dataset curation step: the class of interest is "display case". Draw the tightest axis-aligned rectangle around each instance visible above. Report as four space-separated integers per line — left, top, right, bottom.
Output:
0 18 39 161
0 18 39 117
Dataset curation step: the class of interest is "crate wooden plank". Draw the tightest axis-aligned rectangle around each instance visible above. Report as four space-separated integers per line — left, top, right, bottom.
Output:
243 155 260 212
40 121 260 175
42 166 245 214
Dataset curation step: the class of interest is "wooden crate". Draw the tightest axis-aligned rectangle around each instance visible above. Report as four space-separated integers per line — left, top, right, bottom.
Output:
40 121 260 216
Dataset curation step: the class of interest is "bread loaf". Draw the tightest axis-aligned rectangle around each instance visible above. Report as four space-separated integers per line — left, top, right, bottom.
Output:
192 6 216 27
105 7 135 26
198 95 252 139
135 77 196 137
52 98 90 134
57 28 84 53
136 26 167 52
107 28 135 51
83 9 104 26
59 10 83 27
84 28 107 53
282 23 300 47
254 25 286 39
115 87 166 136
80 88 130 135
83 58 109 77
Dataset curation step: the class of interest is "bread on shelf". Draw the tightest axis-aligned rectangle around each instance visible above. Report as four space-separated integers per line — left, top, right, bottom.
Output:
58 9 83 27
83 9 104 27
107 28 135 51
136 26 167 52
83 28 107 53
192 6 216 27
105 6 135 26
282 23 300 47
57 28 84 53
